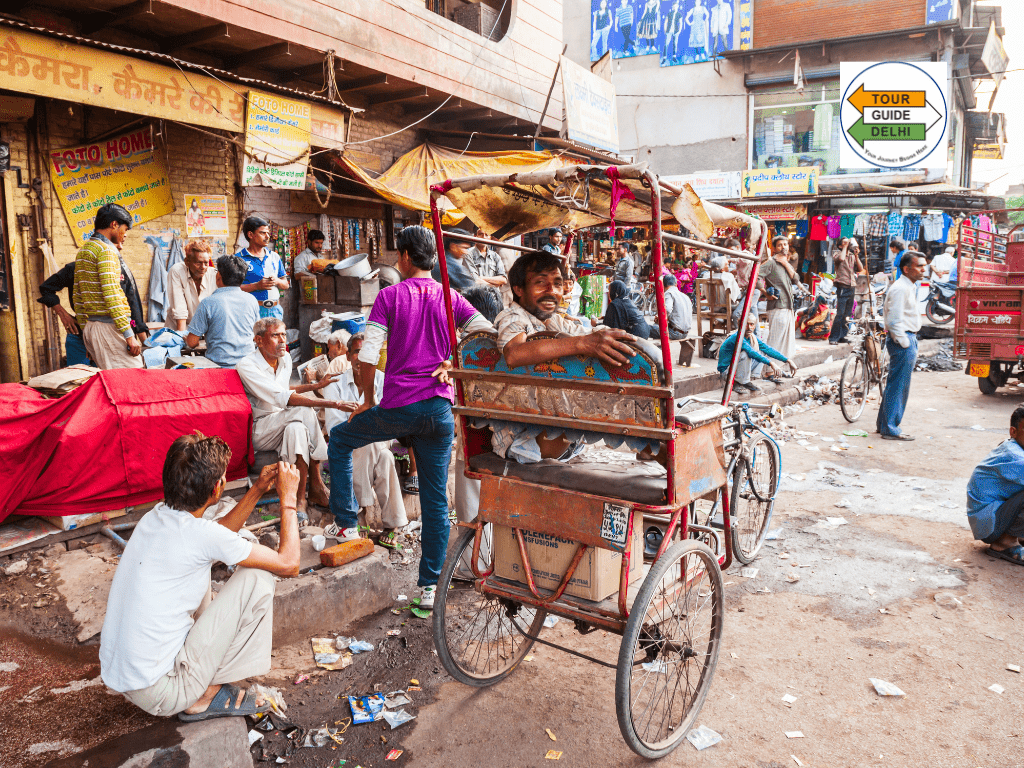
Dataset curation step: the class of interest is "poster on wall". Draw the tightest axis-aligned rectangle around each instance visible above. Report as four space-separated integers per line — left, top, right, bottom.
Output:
49 126 175 247
926 0 955 25
560 56 620 153
242 89 311 189
661 0 734 66
183 194 229 238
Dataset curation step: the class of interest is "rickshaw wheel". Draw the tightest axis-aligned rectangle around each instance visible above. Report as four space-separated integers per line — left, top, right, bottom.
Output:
730 434 780 565
839 353 869 422
615 540 724 759
433 528 547 687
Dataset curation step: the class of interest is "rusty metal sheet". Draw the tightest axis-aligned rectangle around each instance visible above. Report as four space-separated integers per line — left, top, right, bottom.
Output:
671 421 727 507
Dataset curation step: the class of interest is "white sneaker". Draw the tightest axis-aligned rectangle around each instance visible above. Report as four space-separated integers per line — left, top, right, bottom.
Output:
418 585 437 610
324 523 361 543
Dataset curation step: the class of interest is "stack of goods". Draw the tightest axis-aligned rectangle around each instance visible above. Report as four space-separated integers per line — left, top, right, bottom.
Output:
270 220 313 274
26 365 101 398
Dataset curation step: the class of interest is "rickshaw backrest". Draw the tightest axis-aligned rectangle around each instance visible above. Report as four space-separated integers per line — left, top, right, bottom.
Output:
456 330 669 432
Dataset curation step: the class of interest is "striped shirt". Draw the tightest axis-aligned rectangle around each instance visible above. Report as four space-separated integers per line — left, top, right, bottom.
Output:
73 233 133 337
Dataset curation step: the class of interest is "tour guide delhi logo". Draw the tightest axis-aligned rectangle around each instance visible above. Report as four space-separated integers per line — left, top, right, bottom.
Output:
839 61 948 171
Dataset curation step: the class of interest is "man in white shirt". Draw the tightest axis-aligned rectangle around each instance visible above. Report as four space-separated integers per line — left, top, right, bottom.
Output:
100 433 301 718
323 332 407 548
292 229 326 277
165 240 217 331
929 246 956 282
237 317 355 512
877 251 926 441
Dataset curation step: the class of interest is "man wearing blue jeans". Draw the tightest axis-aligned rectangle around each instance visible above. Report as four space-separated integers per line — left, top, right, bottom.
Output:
327 226 492 609
877 252 925 441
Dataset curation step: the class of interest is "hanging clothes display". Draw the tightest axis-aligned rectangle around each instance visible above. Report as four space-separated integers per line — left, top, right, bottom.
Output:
825 215 841 239
902 214 921 244
809 214 828 240
840 214 856 238
886 210 904 238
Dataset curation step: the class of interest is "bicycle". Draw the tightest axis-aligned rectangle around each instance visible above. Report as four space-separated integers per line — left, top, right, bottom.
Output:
671 397 782 565
838 285 889 422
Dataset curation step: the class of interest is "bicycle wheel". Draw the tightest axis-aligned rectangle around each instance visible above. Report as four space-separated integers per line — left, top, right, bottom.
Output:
616 540 724 759
730 434 779 565
432 528 546 686
839 353 869 422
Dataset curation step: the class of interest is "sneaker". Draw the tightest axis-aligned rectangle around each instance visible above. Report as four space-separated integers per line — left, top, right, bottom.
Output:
418 585 436 610
323 523 361 543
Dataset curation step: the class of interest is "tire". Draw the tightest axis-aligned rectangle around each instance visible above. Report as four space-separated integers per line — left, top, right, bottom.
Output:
839 353 869 422
615 541 724 759
730 434 780 565
432 528 546 686
925 298 954 325
978 375 998 395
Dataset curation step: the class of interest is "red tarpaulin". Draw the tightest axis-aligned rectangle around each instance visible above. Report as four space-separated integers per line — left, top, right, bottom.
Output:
0 369 253 522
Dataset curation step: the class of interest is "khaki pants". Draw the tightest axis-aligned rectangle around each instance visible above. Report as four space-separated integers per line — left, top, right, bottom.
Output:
353 442 407 529
83 321 143 370
253 407 328 465
124 567 275 717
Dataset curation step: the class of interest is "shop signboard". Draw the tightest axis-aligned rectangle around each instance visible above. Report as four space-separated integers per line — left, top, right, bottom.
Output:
736 202 807 221
49 126 174 247
981 21 1009 88
184 194 229 238
663 171 740 201
242 90 311 189
560 55 620 153
740 167 817 198
0 27 347 148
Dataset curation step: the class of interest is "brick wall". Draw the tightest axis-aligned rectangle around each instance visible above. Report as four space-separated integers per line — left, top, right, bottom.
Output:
753 0 927 49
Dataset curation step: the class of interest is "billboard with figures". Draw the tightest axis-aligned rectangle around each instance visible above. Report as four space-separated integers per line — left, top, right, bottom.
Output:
591 0 750 66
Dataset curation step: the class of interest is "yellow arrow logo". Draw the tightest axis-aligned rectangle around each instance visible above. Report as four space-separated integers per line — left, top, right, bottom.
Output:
847 84 926 115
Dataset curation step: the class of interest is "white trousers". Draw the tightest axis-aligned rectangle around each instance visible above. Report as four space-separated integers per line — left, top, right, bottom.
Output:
353 442 407 529
253 407 328 465
766 309 796 359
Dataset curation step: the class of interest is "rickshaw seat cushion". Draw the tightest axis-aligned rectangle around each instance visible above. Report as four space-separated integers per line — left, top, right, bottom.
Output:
675 404 732 428
467 450 666 506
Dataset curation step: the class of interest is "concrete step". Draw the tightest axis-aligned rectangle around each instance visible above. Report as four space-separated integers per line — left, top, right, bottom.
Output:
44 718 251 768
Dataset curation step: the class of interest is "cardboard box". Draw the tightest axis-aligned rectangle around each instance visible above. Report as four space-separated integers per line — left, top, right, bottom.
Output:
334 275 380 305
493 510 642 602
299 275 319 305
52 508 127 531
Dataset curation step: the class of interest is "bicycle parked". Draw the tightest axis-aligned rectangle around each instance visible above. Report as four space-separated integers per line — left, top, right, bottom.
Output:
838 284 889 423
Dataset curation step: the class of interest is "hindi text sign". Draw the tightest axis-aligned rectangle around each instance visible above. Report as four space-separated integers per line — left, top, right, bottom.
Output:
242 90 311 189
560 55 619 154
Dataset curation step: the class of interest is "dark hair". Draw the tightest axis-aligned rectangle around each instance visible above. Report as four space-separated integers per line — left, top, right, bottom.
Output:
724 238 741 250
163 432 232 512
346 331 365 353
772 235 787 247
444 228 473 247
397 225 438 271
217 254 248 286
243 215 269 240
662 273 677 288
95 203 132 231
549 229 563 239
1012 404 1024 430
900 250 926 271
508 250 566 305
308 229 325 242
889 239 905 252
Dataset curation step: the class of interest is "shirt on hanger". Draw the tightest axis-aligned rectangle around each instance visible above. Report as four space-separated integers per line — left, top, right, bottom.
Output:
796 220 809 238
920 214 943 242
853 214 869 236
867 214 888 238
840 214 856 238
809 215 828 240
902 214 921 244
826 215 841 239
887 211 904 237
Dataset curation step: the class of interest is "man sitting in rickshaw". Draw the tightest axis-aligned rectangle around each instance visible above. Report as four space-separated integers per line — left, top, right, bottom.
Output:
492 250 655 463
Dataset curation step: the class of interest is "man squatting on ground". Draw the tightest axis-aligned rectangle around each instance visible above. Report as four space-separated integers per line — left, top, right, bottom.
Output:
237 318 356 514
717 313 797 395
967 404 1024 566
327 226 494 609
100 435 300 719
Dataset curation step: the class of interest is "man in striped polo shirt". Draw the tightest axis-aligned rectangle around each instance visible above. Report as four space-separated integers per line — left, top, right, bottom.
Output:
73 204 143 369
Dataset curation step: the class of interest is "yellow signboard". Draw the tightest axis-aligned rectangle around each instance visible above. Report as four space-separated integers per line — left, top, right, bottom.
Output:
0 28 347 147
49 126 175 246
741 167 819 198
242 90 311 189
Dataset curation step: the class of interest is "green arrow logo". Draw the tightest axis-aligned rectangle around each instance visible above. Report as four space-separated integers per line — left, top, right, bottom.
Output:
848 117 927 148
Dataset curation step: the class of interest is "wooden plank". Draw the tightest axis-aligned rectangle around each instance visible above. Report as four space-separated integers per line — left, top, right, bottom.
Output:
337 74 389 92
79 0 153 36
367 87 430 106
159 22 231 55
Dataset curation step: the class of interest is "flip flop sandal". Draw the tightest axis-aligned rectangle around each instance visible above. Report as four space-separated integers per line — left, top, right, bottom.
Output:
378 530 402 551
401 475 420 495
178 684 269 722
986 544 1024 566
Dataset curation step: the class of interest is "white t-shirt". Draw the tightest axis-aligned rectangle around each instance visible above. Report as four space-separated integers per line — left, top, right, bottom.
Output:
100 503 253 692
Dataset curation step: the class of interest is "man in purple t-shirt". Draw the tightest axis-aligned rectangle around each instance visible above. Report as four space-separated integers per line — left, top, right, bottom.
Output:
327 226 492 609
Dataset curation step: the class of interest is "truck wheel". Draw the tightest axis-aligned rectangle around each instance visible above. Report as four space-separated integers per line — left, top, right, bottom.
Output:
978 375 998 395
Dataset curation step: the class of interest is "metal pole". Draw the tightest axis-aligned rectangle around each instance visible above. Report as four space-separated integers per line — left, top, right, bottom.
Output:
720 222 768 406
534 45 568 141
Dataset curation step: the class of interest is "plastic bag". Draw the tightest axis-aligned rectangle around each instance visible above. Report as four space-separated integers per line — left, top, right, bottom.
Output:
308 314 334 343
348 694 385 724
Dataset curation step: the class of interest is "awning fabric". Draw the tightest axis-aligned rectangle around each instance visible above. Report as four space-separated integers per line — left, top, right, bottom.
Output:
333 143 578 226
0 369 253 521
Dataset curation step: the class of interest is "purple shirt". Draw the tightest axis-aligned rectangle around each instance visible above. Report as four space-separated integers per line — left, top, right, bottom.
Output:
368 278 477 409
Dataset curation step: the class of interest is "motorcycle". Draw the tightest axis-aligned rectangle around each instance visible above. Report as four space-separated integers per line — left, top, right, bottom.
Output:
925 279 957 325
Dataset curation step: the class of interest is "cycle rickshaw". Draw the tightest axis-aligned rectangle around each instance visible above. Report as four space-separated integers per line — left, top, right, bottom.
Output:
427 163 775 758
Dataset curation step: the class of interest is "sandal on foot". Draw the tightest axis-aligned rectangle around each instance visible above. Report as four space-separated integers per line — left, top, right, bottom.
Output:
986 544 1024 566
378 530 402 550
178 684 269 722
401 475 419 495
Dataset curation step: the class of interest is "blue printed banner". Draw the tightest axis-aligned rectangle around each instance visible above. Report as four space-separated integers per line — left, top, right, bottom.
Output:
926 0 955 25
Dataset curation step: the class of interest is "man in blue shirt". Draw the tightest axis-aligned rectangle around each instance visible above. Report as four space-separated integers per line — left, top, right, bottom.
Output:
718 314 797 394
967 404 1024 565
186 255 261 367
541 229 564 256
237 216 288 320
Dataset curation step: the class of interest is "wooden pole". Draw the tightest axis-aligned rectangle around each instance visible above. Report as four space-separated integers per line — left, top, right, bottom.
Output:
534 44 568 141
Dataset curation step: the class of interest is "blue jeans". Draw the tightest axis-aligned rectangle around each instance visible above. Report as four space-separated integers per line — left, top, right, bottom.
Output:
828 284 856 343
259 304 283 320
329 397 455 586
66 332 92 366
876 332 917 437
